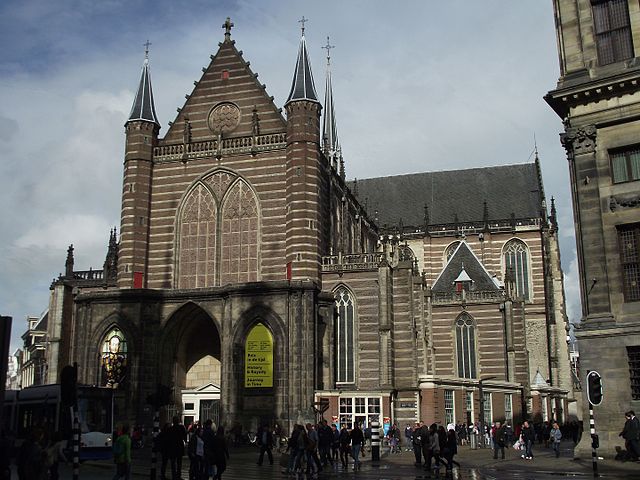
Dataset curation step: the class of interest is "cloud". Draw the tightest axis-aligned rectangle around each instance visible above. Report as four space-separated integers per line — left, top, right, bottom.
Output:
0 115 18 142
15 214 112 251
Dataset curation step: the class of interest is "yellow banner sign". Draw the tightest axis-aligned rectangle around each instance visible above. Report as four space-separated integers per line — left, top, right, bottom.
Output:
245 324 273 388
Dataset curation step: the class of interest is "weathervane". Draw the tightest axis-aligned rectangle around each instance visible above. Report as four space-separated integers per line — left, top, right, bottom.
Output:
143 40 152 59
322 36 335 64
299 16 308 35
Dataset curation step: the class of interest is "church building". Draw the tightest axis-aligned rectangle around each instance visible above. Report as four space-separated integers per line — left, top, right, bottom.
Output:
43 18 575 432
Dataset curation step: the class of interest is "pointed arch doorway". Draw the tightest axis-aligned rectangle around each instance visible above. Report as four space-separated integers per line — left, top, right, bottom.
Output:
159 303 222 428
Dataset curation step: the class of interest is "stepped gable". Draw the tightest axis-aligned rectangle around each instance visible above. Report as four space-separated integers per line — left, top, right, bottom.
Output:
432 242 500 293
355 163 541 228
161 36 286 144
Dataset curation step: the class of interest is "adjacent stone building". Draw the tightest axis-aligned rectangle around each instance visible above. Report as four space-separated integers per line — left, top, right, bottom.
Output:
546 0 640 458
42 19 574 432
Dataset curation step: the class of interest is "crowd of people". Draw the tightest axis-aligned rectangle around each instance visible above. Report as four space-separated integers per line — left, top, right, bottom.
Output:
11 412 640 478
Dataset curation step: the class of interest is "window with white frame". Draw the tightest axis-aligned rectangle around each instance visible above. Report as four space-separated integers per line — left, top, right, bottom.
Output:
455 314 477 379
503 239 531 300
466 391 474 424
483 392 492 425
339 396 380 429
444 390 455 425
504 394 513 424
335 287 355 383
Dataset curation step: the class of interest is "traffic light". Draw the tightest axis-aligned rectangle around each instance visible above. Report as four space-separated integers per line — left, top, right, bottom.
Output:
586 370 603 406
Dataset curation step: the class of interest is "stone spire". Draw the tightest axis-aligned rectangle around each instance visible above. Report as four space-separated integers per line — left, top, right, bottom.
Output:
103 228 119 282
65 244 74 278
127 42 160 126
322 36 339 169
285 18 319 106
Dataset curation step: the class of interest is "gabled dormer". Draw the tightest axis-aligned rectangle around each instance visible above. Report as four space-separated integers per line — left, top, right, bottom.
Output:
432 241 499 294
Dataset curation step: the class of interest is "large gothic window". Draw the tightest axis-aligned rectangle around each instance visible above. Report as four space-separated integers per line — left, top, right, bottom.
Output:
178 184 217 288
101 328 127 388
220 180 259 285
503 239 531 300
455 313 477 379
335 287 355 384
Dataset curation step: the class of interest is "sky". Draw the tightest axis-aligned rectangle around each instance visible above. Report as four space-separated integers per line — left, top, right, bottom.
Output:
0 0 581 353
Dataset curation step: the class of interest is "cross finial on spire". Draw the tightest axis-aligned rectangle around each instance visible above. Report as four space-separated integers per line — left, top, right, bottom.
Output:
143 40 152 59
322 36 335 64
299 16 308 35
223 17 234 40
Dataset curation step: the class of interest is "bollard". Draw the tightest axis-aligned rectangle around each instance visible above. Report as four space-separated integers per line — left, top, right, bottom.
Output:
371 421 381 461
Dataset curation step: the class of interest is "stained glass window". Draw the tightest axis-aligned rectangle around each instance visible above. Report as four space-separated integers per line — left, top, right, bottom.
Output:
101 328 127 388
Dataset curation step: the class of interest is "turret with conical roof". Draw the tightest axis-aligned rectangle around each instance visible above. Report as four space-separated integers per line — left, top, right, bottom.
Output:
284 18 328 283
127 44 160 127
120 44 160 288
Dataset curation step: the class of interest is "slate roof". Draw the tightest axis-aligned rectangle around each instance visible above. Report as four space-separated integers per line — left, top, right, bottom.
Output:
286 34 319 105
354 163 542 227
432 242 500 293
127 56 160 126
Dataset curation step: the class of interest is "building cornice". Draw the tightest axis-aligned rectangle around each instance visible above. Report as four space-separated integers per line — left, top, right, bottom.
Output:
545 68 640 118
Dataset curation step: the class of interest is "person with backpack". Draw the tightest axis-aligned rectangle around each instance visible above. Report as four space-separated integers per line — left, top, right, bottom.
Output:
112 423 132 480
550 422 562 458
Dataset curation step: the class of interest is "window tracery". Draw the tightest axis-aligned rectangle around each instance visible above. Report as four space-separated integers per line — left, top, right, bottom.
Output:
455 313 477 379
335 287 355 384
503 239 531 300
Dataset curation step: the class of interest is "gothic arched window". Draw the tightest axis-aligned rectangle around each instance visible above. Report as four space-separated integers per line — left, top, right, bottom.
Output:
455 314 477 379
335 287 355 384
445 241 461 263
178 183 217 289
503 239 531 300
101 328 128 388
220 180 260 285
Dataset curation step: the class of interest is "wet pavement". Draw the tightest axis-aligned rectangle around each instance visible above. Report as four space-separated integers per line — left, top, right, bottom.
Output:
10 440 640 479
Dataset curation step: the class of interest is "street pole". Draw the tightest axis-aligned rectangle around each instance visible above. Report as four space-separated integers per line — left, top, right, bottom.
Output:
589 403 599 477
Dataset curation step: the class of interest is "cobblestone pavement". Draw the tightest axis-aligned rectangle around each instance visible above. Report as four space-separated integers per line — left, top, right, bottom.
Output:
10 440 640 479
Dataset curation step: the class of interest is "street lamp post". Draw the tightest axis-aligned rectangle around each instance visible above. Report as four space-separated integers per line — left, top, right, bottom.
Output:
478 376 497 448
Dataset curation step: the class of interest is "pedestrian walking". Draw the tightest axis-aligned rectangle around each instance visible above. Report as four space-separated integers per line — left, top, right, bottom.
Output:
211 426 229 480
338 426 351 468
521 421 535 460
493 422 506 460
112 423 132 480
550 422 562 458
168 416 187 480
620 410 640 461
442 425 459 473
350 423 364 471
411 422 423 466
404 424 413 451
256 423 274 466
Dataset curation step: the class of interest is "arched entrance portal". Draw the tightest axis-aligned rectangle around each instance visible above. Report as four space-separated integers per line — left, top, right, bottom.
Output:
159 303 221 428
